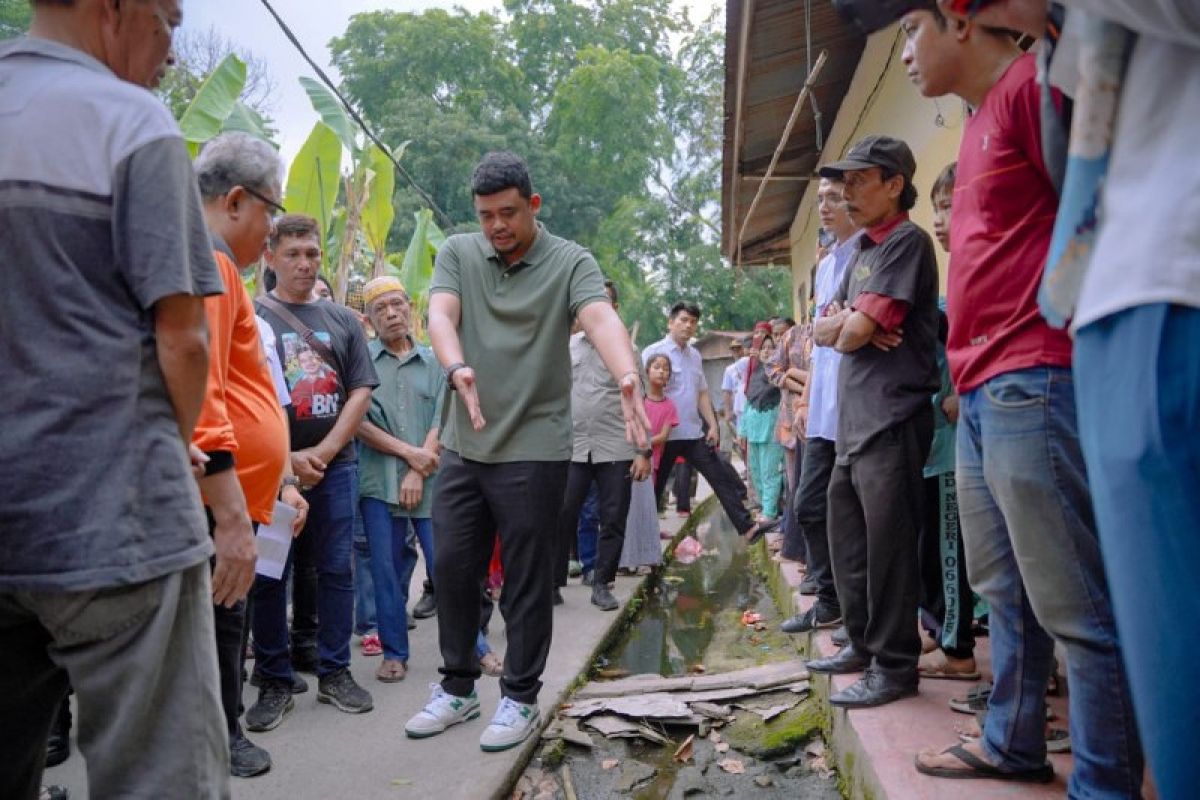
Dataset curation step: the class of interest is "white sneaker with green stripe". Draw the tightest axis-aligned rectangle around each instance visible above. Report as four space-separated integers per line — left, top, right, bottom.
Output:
404 684 480 738
479 697 540 752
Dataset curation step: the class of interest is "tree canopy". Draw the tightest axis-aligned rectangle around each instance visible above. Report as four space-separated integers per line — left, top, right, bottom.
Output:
330 2 791 343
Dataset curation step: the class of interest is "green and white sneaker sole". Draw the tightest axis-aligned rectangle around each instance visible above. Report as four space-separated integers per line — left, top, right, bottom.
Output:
405 694 482 739
479 709 540 752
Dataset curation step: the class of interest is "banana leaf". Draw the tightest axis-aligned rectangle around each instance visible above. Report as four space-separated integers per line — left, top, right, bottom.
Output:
179 54 246 156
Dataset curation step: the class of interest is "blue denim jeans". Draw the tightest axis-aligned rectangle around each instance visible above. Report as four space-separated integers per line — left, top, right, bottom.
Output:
359 499 423 663
252 460 357 680
1076 304 1200 800
352 509 376 636
577 482 599 574
957 367 1142 796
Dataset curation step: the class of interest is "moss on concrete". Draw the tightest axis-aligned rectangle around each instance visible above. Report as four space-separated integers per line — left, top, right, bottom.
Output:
722 697 825 759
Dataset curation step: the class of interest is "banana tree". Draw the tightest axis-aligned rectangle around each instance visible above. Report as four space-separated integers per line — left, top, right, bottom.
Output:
388 209 445 341
292 77 403 304
177 54 274 154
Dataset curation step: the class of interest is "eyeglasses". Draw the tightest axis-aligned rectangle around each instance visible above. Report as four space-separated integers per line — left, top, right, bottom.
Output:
242 186 288 216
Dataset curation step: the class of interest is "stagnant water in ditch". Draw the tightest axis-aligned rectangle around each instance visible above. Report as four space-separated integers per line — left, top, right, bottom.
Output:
515 506 842 800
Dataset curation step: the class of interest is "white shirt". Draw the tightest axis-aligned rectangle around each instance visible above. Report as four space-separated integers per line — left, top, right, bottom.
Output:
806 232 862 441
643 336 707 440
722 356 750 419
1071 2 1200 327
256 315 291 407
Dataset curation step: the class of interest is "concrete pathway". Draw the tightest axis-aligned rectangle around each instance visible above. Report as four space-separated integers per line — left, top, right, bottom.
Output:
42 499 704 800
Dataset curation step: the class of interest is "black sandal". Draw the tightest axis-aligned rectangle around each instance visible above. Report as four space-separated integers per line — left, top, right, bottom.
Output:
914 745 1054 783
742 518 780 545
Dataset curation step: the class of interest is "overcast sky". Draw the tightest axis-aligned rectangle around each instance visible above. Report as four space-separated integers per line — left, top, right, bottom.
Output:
181 0 725 164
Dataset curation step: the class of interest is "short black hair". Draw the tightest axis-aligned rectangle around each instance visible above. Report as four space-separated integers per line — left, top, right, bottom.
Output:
669 301 701 320
931 162 957 202
471 151 533 199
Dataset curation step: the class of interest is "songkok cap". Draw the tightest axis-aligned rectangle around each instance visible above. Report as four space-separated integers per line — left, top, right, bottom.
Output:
362 277 407 308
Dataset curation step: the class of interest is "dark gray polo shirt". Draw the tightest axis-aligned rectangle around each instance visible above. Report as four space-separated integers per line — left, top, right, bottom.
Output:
0 38 224 591
430 224 608 462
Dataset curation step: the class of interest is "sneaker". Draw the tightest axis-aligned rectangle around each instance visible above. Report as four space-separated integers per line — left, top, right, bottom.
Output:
317 668 374 714
581 570 595 586
229 733 271 778
360 633 383 657
568 559 583 578
249 669 309 695
479 697 540 752
405 684 481 738
245 680 294 732
780 604 841 634
949 682 993 714
591 585 619 611
412 589 437 619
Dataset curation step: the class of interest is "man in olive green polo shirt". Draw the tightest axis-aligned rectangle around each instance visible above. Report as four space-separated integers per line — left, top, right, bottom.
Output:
404 151 649 752
357 277 444 685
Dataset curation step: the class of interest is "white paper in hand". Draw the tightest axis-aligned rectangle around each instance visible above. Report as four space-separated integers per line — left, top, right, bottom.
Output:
256 501 298 579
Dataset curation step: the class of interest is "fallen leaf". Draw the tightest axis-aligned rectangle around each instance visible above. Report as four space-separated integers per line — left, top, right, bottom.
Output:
673 734 695 763
688 663 707 674
717 758 745 774
390 778 413 786
754 775 774 788
715 742 730 753
601 759 620 770
741 610 764 626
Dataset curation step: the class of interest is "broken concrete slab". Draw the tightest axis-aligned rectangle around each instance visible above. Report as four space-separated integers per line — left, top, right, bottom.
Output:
581 715 673 746
577 662 809 699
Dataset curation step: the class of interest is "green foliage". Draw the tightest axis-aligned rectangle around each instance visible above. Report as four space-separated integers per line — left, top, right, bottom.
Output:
284 121 342 248
361 143 399 258
398 209 439 302
178 54 246 156
299 76 358 155
329 2 790 339
220 101 275 143
0 0 31 39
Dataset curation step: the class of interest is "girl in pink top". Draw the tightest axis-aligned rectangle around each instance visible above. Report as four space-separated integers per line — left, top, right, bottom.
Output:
643 353 680 479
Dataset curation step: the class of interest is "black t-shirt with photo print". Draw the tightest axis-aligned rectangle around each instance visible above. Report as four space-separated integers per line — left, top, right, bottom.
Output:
255 296 379 463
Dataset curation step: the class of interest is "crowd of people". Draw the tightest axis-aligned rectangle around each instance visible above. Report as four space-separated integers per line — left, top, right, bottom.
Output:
1 1 1196 799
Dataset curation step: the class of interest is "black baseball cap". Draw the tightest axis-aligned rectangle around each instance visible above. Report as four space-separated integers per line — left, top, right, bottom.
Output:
818 135 916 182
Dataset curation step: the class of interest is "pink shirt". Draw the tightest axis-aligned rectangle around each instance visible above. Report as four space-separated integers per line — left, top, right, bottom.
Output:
644 396 680 475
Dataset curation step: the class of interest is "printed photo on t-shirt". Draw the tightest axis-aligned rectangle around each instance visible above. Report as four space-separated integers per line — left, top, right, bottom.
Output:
282 332 341 420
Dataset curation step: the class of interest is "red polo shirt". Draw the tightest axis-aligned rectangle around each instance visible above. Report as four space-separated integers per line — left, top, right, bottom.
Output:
947 53 1072 393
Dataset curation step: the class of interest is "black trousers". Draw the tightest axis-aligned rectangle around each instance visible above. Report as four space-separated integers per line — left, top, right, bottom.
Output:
433 450 567 704
290 525 318 655
780 439 807 563
827 408 933 672
789 437 839 610
653 439 753 534
209 512 249 741
672 460 694 512
918 472 975 659
556 459 633 587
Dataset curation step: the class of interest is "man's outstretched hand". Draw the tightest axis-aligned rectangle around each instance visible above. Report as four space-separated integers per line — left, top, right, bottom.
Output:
453 367 487 431
619 373 652 450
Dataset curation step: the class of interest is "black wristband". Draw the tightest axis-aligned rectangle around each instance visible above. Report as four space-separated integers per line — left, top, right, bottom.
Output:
444 361 467 389
202 450 235 477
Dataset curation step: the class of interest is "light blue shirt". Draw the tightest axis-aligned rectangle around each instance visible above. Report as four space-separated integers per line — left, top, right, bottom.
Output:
643 337 708 440
805 232 862 442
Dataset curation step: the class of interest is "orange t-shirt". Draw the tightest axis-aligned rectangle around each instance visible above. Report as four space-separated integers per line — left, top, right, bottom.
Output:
193 249 289 524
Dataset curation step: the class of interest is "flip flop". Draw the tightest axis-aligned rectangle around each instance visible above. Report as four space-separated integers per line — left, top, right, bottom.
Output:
375 660 407 683
742 518 780 545
914 744 1054 783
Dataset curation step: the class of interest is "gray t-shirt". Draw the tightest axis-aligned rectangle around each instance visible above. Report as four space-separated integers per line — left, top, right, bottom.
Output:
0 38 224 591
833 220 939 462
430 224 608 462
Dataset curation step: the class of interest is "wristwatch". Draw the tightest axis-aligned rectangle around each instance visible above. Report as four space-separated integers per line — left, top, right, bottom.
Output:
444 361 467 389
282 476 301 489
637 448 653 459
